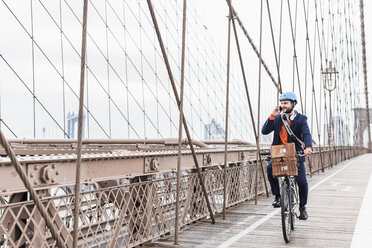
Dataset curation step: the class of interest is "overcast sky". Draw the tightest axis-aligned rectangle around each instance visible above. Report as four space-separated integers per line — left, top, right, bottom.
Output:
0 0 369 145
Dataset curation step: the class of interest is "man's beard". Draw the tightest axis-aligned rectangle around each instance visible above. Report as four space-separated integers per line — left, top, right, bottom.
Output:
284 106 293 114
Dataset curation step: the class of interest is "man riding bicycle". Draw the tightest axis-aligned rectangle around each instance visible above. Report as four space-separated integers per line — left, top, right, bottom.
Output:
261 92 312 220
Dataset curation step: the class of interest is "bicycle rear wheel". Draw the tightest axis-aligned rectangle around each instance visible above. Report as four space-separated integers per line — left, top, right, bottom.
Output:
281 181 292 243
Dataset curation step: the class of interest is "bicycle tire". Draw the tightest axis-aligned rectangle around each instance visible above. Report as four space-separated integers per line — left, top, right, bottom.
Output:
281 180 292 243
291 181 298 230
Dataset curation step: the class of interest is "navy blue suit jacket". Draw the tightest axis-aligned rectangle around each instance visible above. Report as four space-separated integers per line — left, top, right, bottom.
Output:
261 113 312 156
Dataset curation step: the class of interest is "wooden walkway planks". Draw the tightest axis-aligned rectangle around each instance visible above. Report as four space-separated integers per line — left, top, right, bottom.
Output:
149 154 372 248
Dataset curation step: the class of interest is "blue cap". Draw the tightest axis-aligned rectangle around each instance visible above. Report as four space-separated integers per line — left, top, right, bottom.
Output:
279 92 297 103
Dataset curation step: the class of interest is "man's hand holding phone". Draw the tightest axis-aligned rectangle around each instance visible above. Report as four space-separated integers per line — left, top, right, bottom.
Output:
272 105 281 116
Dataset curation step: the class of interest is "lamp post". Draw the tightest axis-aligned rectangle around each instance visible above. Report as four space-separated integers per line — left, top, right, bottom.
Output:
322 61 338 146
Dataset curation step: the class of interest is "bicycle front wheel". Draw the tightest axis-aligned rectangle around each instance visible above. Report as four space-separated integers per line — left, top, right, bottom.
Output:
281 181 292 243
291 181 299 230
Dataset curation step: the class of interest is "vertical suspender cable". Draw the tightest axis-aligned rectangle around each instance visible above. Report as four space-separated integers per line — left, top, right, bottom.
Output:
303 0 309 116
256 0 264 205
139 1 146 139
73 0 88 246
287 0 304 113
301 0 315 174
174 0 187 244
154 20 160 139
104 0 112 138
146 0 215 224
278 0 284 102
315 0 326 170
330 0 338 162
30 0 36 138
223 9 232 220
291 0 299 92
309 7 325 172
85 59 90 138
266 0 282 94
59 0 67 138
346 0 352 154
359 0 371 151
122 3 130 138
302 0 313 174
349 0 355 154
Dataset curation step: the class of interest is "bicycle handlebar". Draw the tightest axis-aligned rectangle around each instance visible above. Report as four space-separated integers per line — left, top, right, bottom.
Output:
259 152 271 156
259 152 305 157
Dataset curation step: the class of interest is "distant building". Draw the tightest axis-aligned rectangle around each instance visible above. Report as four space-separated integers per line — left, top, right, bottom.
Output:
67 112 85 139
204 119 224 140
324 116 349 145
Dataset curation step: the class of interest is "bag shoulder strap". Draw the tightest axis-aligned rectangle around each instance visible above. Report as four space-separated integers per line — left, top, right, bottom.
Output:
280 114 305 150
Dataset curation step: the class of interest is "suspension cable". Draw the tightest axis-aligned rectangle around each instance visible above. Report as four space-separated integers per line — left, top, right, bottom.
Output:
174 0 187 244
0 55 69 138
73 0 88 246
278 0 284 101
256 0 264 204
0 119 18 138
287 0 304 113
223 8 232 220
266 0 282 94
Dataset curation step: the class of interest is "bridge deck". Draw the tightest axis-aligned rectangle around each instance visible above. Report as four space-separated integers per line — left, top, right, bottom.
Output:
149 154 372 248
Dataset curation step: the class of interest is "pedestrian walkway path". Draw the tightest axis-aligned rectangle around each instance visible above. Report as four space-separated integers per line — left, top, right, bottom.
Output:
150 154 372 248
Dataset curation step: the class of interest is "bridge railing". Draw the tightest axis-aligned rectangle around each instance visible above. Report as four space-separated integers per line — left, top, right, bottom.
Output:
307 146 367 175
0 145 366 247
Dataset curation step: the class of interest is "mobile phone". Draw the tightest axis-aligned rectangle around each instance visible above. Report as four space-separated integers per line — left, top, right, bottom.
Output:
279 106 282 111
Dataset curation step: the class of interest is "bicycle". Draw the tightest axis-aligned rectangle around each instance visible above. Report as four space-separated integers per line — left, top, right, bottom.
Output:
261 145 303 243
279 154 302 243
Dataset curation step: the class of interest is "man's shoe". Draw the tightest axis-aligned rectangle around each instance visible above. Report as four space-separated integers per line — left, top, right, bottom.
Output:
299 206 308 220
272 195 281 208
